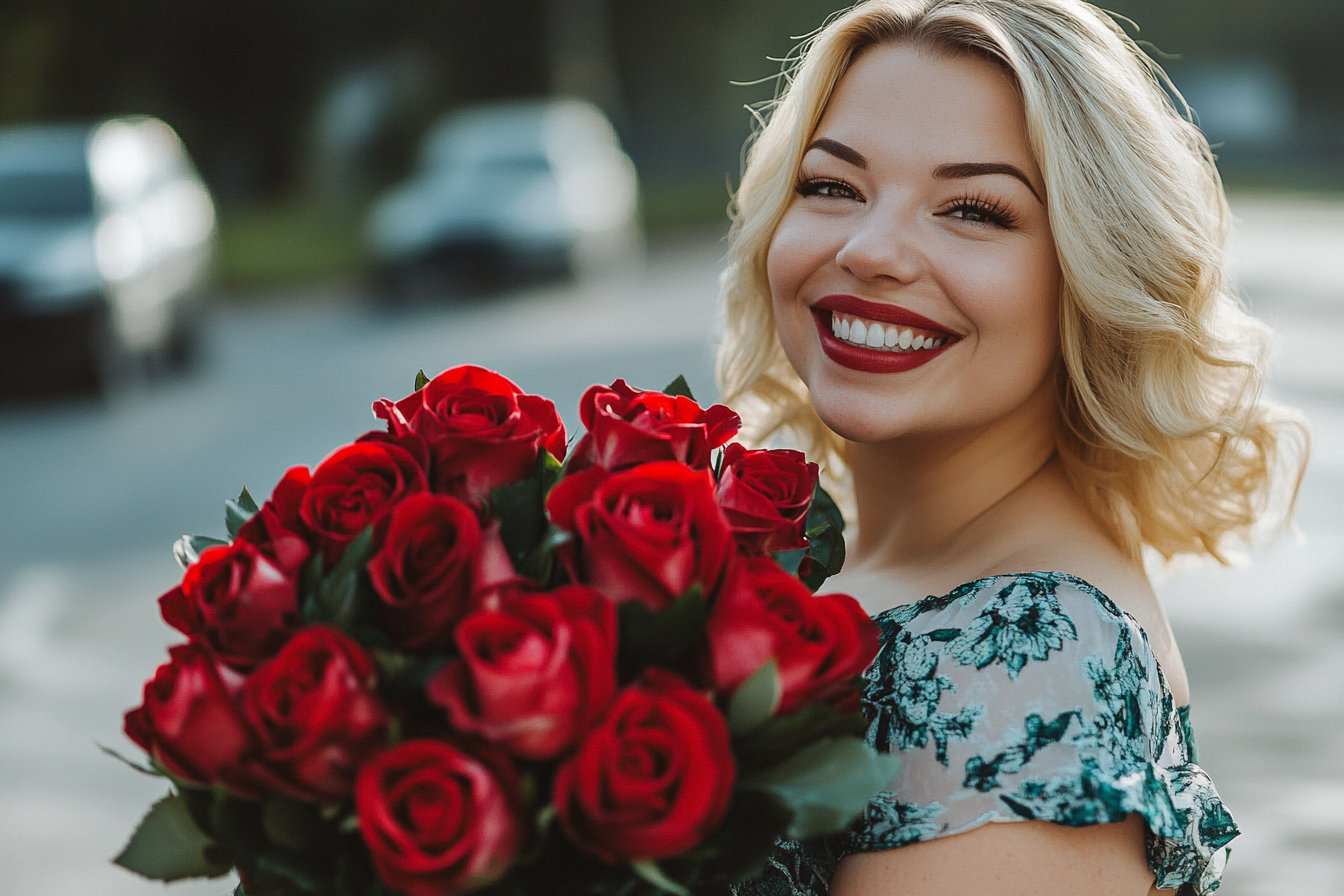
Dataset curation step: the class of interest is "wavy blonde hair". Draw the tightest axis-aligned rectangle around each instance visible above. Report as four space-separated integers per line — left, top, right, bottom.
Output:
717 0 1309 562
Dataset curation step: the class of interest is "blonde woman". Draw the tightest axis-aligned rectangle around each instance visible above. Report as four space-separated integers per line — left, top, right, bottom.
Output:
718 1 1308 894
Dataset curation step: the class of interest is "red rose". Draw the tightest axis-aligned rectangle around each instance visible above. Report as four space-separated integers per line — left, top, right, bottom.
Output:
367 493 484 650
300 440 427 565
159 541 301 670
124 643 259 795
241 626 388 803
547 462 734 612
236 465 313 573
355 739 522 896
717 443 818 555
373 365 565 506
708 558 879 714
426 586 618 761
553 669 735 863
570 379 740 473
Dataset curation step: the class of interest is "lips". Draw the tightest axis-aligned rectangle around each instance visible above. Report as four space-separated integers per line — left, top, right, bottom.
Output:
810 294 958 374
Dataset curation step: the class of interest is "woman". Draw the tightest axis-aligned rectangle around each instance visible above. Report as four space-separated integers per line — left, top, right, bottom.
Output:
717 1 1309 894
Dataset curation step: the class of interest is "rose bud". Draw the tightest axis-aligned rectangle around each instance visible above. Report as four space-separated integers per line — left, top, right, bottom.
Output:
235 465 313 573
426 586 618 761
553 669 735 863
159 540 301 670
124 643 260 796
355 739 522 896
241 626 388 804
708 557 879 714
569 379 741 473
372 365 565 507
546 462 734 612
717 443 818 555
300 439 427 566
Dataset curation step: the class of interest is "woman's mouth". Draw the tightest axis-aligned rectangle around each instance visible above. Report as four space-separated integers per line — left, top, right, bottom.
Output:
809 295 959 374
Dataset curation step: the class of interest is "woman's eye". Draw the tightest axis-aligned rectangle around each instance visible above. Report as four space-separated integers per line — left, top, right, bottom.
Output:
796 178 860 200
942 201 1016 229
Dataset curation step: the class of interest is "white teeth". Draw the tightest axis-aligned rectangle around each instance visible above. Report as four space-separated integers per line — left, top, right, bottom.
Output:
829 313 951 353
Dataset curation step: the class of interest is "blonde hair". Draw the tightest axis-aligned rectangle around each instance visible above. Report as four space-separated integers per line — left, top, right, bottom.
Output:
717 0 1309 562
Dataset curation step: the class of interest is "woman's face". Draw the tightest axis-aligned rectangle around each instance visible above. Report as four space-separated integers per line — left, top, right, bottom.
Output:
768 43 1062 445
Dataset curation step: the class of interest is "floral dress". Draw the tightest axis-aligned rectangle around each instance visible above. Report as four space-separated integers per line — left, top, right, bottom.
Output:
735 572 1238 896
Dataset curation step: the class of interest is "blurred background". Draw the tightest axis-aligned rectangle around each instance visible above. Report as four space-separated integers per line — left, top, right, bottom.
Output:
0 0 1341 894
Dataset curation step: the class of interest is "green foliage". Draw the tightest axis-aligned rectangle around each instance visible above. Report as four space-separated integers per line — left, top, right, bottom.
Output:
491 450 565 577
726 659 782 736
225 487 260 540
413 369 430 392
616 587 707 680
302 526 376 629
733 701 868 771
174 534 230 569
115 793 232 882
742 738 902 840
661 374 696 401
774 481 846 591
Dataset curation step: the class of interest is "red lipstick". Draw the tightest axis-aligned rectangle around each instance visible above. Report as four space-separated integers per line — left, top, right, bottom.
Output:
811 294 957 374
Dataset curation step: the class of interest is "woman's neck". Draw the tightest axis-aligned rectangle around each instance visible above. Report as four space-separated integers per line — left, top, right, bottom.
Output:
846 378 1061 570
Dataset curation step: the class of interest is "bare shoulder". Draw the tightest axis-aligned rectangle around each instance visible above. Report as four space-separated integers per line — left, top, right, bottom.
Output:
829 816 1167 896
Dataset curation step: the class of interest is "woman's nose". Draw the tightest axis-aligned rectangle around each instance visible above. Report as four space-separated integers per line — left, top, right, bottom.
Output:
835 207 925 283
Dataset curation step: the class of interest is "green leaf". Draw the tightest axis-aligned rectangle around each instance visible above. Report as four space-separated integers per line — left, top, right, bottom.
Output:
743 738 902 839
224 488 259 540
518 524 573 585
798 482 846 591
771 547 806 577
255 847 325 892
617 587 707 679
414 369 430 392
661 374 696 401
491 450 564 571
173 535 229 570
262 798 324 851
115 793 232 882
733 702 868 771
309 526 377 629
726 660 781 736
631 859 691 896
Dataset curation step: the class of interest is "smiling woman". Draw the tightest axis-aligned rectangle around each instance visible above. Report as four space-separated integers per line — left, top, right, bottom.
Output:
717 1 1309 895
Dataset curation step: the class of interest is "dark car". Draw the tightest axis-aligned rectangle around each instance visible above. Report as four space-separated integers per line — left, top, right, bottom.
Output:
0 117 215 398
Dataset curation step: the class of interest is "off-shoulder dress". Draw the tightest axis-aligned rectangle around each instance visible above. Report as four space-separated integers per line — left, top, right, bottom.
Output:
735 571 1238 896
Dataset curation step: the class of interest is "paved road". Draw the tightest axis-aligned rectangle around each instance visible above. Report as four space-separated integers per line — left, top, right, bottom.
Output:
0 200 1341 895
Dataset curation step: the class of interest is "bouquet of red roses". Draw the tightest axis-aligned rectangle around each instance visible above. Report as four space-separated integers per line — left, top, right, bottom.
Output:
113 366 898 896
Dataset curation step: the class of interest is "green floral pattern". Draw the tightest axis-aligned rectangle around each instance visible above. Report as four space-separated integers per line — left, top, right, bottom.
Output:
735 572 1237 896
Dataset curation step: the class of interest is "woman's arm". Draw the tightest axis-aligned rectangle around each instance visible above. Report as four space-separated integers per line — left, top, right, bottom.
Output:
829 816 1162 896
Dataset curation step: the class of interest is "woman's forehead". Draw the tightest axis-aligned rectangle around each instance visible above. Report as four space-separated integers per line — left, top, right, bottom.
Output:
812 43 1041 184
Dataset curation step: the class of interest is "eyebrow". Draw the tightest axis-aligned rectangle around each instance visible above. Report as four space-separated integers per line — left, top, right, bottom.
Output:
934 162 1043 204
804 138 1045 204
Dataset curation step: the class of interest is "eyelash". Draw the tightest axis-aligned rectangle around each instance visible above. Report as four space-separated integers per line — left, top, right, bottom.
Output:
939 194 1019 229
794 175 1020 230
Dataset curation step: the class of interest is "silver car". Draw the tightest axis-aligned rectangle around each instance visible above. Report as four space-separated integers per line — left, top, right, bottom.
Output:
367 99 641 299
0 117 215 397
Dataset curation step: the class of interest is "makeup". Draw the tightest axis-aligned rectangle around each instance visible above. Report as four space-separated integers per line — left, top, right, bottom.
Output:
811 294 957 374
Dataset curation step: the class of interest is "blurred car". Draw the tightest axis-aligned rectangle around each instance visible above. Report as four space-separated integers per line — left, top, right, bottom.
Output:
367 98 641 299
0 116 215 397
